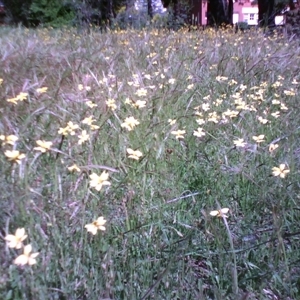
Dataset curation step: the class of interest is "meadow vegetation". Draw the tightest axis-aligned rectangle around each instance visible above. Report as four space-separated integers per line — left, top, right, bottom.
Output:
0 26 300 299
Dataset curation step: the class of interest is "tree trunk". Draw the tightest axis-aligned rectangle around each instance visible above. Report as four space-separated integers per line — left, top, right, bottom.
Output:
107 0 114 20
147 0 153 19
289 0 295 10
258 0 275 27
173 0 179 20
227 0 233 25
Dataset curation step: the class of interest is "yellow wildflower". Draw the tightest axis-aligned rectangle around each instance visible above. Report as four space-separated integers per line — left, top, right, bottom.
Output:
5 228 28 249
283 89 295 96
171 130 186 140
257 116 269 124
271 111 280 118
210 208 229 218
187 83 194 90
228 79 237 86
89 171 111 191
58 122 79 136
68 164 81 172
121 117 140 131
124 98 132 105
196 118 205 125
272 99 280 105
252 135 265 143
36 87 48 94
82 116 95 126
34 140 53 153
133 100 146 109
86 101 97 108
269 143 279 153
207 112 219 123
106 99 117 111
58 126 69 136
280 103 288 111
7 97 18 105
272 164 290 178
14 244 39 266
90 124 100 130
222 109 239 119
233 139 246 148
216 76 228 82
127 148 143 160
168 119 176 125
78 84 90 91
193 127 206 138
16 92 28 101
4 150 26 164
85 217 107 235
78 130 89 145
135 88 147 97
0 135 18 146
201 103 210 111
67 121 79 135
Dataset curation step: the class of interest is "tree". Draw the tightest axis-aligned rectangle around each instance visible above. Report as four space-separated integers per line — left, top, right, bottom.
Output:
2 0 126 28
1 0 32 26
207 0 232 26
72 0 121 28
29 0 75 27
161 0 179 20
162 0 192 28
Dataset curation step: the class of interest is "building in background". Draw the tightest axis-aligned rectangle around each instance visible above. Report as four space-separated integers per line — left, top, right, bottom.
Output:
190 0 288 26
190 0 207 26
234 1 258 25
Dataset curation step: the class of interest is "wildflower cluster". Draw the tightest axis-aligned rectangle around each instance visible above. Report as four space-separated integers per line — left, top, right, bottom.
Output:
5 228 39 266
58 121 80 136
7 92 28 105
1 28 299 298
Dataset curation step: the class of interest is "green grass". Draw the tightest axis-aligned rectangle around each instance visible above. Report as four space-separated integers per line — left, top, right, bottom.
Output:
0 26 300 299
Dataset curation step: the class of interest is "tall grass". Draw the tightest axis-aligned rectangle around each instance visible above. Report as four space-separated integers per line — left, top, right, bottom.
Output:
0 26 300 299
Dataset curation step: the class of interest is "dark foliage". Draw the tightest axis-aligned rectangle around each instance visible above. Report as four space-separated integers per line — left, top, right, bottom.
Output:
29 0 75 27
207 0 229 26
1 0 32 26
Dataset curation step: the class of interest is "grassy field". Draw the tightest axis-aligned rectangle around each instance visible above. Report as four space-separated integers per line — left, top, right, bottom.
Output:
0 26 300 300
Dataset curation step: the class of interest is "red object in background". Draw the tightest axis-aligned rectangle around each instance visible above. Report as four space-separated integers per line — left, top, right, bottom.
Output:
0 2 4 23
0 0 4 14
0 2 5 25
